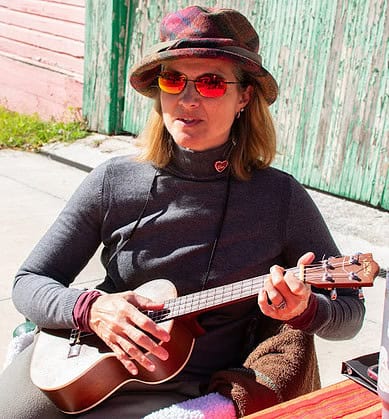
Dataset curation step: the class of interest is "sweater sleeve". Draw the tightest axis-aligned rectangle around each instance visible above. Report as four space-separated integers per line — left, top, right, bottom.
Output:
283 177 365 340
12 160 110 329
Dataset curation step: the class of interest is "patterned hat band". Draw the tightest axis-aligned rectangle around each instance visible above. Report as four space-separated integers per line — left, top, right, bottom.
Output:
146 38 264 72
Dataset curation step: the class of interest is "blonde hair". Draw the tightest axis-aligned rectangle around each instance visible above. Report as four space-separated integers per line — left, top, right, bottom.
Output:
137 76 276 181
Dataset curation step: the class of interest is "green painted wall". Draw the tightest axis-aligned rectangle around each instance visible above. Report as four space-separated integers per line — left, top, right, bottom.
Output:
83 0 131 134
85 0 389 210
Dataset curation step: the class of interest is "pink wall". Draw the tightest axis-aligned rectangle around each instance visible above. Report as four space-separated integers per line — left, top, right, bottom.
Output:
0 0 85 121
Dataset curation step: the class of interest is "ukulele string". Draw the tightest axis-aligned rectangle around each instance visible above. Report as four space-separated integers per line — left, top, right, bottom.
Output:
142 257 365 323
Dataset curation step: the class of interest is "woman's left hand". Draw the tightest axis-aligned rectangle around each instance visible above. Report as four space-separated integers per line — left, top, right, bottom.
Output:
257 252 315 321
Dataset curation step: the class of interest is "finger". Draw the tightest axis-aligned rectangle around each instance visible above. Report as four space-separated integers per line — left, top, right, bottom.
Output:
273 299 287 310
264 267 305 313
122 322 169 362
283 272 311 296
89 294 171 373
111 341 140 375
297 251 315 266
117 330 167 374
124 291 165 310
258 288 274 314
95 325 141 375
283 252 315 295
265 265 288 304
261 274 286 310
117 291 170 343
268 262 309 298
258 289 286 318
100 323 167 375
125 304 171 343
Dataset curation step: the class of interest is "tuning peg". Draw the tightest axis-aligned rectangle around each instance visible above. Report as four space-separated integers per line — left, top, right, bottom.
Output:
350 253 362 265
322 260 335 270
323 272 335 282
349 272 361 282
330 289 337 300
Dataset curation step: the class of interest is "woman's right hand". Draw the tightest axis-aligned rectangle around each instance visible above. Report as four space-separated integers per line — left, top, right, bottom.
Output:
88 291 171 375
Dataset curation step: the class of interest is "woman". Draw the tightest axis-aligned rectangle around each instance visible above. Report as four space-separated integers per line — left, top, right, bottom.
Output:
0 6 365 418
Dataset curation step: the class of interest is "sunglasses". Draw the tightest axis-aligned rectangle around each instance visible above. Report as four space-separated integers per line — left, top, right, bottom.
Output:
157 71 241 98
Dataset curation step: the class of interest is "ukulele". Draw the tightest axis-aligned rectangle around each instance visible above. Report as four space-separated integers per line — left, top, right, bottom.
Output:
30 253 379 414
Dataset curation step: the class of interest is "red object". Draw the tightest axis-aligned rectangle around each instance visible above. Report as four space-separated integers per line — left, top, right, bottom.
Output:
244 380 381 418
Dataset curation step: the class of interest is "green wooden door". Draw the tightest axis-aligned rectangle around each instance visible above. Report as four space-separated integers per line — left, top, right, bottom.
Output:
83 0 131 134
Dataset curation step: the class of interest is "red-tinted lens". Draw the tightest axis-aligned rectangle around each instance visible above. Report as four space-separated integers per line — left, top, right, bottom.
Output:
158 72 186 94
158 72 228 98
195 75 227 98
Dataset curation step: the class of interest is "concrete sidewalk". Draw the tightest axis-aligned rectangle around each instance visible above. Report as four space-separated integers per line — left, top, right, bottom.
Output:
0 136 388 387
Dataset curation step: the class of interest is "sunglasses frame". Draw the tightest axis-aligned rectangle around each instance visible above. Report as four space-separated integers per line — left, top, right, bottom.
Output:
157 71 241 98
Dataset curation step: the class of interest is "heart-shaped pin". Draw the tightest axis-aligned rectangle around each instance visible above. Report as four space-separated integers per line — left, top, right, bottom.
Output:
214 160 229 173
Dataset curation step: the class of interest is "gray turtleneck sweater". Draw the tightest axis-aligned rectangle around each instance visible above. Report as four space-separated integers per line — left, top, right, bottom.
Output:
13 143 365 380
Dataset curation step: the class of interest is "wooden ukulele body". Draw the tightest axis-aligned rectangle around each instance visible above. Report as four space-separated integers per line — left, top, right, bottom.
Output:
31 280 196 414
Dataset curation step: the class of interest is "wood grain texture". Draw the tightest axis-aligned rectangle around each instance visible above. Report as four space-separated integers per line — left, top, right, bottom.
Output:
0 0 85 24
0 7 84 41
0 36 84 74
0 0 85 120
0 53 82 120
83 0 130 134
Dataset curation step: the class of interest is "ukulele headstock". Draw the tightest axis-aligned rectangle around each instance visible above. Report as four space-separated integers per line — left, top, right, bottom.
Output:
303 253 379 289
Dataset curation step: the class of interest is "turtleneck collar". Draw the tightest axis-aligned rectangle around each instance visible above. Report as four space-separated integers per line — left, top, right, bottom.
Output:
164 140 235 180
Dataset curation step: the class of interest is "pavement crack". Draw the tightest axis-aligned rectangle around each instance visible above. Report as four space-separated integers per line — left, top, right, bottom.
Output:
0 173 68 203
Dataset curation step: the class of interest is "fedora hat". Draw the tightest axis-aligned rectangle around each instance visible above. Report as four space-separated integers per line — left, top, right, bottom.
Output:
129 6 278 105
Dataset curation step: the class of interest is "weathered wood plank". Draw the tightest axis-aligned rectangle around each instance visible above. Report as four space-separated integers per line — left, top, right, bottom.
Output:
45 0 84 7
0 54 82 121
0 22 84 57
123 0 169 134
0 36 83 75
0 0 84 24
83 0 130 134
311 0 388 208
0 7 84 41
